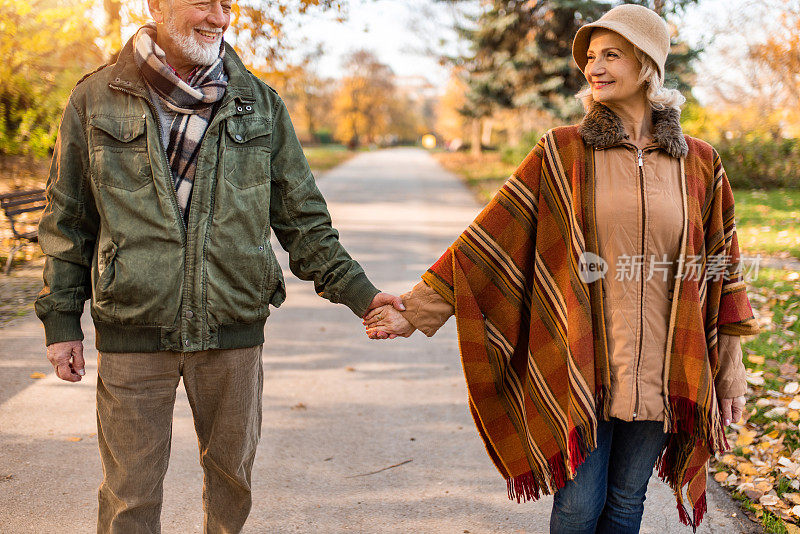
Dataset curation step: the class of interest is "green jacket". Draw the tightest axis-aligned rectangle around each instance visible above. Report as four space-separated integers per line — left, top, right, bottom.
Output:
35 38 380 353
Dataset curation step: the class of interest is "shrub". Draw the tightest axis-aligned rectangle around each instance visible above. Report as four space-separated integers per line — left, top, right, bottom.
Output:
717 136 800 189
501 130 542 166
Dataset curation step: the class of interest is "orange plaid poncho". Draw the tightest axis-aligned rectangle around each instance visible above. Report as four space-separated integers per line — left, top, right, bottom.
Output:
422 126 759 530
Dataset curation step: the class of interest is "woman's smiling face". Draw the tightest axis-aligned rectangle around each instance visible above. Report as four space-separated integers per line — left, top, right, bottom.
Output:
584 29 644 107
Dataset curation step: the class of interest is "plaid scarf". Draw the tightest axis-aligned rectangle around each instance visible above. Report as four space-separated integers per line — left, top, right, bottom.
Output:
133 23 227 221
422 124 759 531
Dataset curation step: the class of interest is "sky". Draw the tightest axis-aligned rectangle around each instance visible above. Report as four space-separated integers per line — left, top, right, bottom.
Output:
288 0 468 89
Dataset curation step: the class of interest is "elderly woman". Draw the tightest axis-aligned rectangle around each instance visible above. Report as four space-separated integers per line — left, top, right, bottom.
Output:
365 4 759 533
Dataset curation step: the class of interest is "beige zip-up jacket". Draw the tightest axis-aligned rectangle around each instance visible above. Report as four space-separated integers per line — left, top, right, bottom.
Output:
398 119 747 423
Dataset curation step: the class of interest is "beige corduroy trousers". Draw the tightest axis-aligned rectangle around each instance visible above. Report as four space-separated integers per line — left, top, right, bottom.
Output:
95 345 264 534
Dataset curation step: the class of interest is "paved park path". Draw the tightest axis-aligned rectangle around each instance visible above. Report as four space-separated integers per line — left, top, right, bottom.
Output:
0 148 757 533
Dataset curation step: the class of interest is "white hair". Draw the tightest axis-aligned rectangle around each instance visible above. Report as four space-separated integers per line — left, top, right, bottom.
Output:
577 45 686 112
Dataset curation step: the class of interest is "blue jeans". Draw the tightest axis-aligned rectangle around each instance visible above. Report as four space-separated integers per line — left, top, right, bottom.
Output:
549 418 669 534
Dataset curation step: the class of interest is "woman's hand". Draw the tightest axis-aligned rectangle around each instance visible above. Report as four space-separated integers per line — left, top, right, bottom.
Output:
363 305 415 339
719 395 746 426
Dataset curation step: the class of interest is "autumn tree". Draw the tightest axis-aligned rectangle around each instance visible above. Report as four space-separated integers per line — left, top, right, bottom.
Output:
0 0 103 156
333 50 396 147
273 48 337 143
749 1 800 134
104 0 122 56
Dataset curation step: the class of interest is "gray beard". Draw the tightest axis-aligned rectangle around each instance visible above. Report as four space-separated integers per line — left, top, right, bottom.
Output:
164 18 221 67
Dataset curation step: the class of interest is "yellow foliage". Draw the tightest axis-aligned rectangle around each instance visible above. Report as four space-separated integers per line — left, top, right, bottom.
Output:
331 50 423 146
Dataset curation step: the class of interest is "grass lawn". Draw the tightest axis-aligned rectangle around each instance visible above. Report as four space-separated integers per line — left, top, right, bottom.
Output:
303 144 356 175
435 151 800 261
433 151 516 203
733 190 800 261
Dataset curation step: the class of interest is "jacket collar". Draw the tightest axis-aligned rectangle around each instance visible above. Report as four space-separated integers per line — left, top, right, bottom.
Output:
578 99 689 158
109 34 254 103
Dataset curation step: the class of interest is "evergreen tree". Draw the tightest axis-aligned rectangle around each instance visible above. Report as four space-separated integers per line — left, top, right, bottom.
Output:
447 0 701 124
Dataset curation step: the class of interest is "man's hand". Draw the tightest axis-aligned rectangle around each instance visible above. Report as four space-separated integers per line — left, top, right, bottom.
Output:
719 395 746 426
47 340 86 382
365 292 405 317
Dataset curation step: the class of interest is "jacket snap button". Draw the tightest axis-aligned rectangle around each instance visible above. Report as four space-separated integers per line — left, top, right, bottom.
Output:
245 106 252 111
185 310 194 319
258 246 264 251
184 340 190 347
237 106 243 112
235 134 243 142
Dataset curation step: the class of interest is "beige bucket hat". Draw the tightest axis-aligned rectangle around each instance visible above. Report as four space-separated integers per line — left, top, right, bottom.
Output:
572 4 670 81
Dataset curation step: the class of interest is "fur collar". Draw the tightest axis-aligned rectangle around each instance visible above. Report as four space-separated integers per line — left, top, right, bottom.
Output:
578 100 689 158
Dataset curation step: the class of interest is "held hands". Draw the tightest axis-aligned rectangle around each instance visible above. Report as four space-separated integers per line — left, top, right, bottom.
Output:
362 292 410 339
363 304 415 339
719 395 745 427
47 340 86 382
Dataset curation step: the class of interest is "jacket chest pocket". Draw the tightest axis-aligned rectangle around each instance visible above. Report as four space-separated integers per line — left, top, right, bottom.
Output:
224 118 271 189
89 115 152 191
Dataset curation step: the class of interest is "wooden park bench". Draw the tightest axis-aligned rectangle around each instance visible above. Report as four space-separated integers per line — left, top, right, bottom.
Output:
0 188 46 274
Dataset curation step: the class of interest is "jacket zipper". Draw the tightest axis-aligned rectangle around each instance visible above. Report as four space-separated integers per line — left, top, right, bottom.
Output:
109 82 195 348
633 148 645 419
108 83 187 242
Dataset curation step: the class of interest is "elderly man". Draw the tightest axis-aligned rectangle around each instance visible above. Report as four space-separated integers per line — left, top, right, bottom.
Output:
34 0 401 531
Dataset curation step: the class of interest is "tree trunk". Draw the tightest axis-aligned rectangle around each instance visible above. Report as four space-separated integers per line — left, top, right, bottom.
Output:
104 0 122 58
470 119 482 156
481 119 493 147
507 115 523 148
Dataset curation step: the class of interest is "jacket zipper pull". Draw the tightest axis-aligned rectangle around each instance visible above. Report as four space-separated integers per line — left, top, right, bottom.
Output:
638 149 644 168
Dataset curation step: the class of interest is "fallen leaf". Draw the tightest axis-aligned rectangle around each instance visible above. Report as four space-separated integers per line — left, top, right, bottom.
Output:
786 382 800 395
345 367 355 372
291 403 307 411
749 355 766 365
760 494 780 507
738 462 758 476
737 429 757 446
785 493 800 505
755 481 774 493
714 471 728 483
29 372 46 379
745 488 764 500
747 375 766 386
781 363 799 376
764 406 786 420
67 437 82 442
792 505 800 518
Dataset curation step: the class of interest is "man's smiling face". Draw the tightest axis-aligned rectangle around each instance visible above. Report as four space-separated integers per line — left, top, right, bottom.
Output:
155 0 232 68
